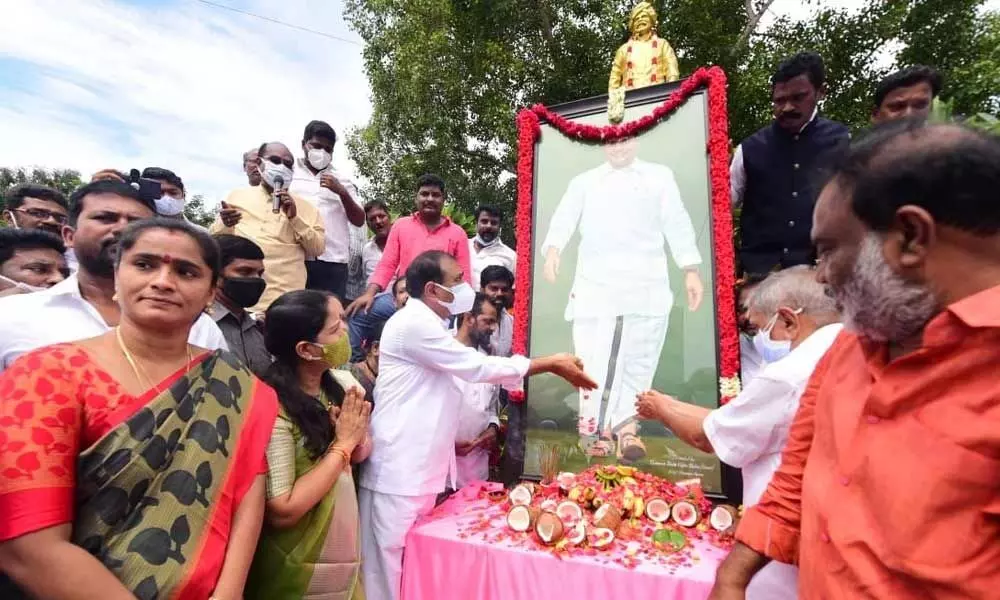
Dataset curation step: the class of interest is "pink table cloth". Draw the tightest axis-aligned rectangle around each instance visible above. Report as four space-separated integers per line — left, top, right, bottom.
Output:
401 482 727 600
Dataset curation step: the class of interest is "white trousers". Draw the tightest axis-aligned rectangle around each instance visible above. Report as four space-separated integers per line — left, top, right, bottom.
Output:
359 487 437 600
573 314 669 434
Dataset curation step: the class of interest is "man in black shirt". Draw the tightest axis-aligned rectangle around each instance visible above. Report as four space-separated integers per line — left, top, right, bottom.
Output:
211 234 271 376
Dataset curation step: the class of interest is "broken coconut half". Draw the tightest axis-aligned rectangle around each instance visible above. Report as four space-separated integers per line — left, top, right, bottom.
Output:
593 502 622 531
534 511 565 545
710 504 740 532
565 521 586 545
587 527 615 549
671 500 701 527
508 484 533 507
556 500 583 525
556 472 576 493
645 497 671 523
506 504 539 532
539 498 559 513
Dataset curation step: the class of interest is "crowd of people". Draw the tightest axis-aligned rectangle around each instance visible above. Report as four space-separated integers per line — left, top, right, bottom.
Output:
0 46 996 600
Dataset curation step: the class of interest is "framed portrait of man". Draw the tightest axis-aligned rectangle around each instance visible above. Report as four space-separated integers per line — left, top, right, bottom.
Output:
512 70 740 500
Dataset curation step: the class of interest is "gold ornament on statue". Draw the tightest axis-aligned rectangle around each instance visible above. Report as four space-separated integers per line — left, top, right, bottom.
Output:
607 1 680 123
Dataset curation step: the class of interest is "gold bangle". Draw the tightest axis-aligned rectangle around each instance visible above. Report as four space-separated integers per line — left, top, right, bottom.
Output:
328 444 351 464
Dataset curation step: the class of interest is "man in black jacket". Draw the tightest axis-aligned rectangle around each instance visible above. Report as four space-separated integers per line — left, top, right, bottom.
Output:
730 52 849 275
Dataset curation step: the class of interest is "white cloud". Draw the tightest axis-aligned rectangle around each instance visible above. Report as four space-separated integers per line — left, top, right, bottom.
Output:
0 0 370 207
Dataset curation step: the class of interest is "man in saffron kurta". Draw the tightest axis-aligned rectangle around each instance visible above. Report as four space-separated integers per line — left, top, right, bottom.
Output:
709 122 1000 599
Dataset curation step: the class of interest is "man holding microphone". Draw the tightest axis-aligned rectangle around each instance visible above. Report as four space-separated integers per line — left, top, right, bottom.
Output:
211 141 325 313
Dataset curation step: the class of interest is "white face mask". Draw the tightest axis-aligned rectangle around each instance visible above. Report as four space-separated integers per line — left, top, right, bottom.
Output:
260 161 293 190
475 229 501 248
154 195 185 216
307 148 332 171
434 282 475 315
751 308 802 363
0 273 45 293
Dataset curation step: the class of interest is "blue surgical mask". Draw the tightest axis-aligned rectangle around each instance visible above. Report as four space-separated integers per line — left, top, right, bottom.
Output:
752 309 802 363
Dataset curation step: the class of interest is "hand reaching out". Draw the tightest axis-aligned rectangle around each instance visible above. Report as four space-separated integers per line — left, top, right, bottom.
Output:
635 389 673 421
545 353 597 390
219 201 242 228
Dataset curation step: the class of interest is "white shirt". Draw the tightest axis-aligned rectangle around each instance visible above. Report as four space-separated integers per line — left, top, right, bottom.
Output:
468 238 517 290
703 323 841 505
491 309 513 358
361 239 383 286
730 108 819 209
0 273 228 371
540 159 702 319
362 298 530 496
289 159 359 263
454 350 500 488
703 323 840 600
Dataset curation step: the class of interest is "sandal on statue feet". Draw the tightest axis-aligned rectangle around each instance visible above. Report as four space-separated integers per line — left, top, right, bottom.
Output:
617 432 647 464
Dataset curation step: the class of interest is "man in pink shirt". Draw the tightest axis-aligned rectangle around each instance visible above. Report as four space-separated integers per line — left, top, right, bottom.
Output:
346 173 471 315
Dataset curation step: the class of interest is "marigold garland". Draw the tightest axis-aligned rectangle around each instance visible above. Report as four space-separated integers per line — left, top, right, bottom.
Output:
512 66 739 405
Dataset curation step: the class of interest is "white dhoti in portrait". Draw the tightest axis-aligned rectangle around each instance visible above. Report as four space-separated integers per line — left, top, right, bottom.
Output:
541 146 702 451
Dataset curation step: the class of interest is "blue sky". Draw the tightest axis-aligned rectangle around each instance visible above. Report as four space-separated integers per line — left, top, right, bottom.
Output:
0 0 370 206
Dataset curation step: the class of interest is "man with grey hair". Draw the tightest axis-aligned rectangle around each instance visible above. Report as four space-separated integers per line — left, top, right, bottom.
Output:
635 264 841 600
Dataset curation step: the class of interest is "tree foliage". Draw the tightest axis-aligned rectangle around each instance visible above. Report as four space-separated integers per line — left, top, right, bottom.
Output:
346 0 995 235
183 194 216 228
0 167 83 209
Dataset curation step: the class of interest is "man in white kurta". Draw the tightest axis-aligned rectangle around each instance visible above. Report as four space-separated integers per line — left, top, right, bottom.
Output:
636 266 841 600
541 136 704 459
359 250 596 600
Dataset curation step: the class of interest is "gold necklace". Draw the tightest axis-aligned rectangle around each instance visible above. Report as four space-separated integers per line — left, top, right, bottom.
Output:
115 326 192 395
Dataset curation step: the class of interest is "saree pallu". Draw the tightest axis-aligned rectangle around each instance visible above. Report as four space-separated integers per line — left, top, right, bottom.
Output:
246 402 364 600
0 345 279 600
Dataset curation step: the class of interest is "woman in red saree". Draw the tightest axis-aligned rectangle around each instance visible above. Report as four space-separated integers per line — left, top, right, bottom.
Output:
0 219 279 600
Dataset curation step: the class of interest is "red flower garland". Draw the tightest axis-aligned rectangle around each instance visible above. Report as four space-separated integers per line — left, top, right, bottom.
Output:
511 66 739 405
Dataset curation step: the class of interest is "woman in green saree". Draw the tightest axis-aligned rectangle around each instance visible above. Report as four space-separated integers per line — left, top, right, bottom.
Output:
247 289 372 600
0 219 279 600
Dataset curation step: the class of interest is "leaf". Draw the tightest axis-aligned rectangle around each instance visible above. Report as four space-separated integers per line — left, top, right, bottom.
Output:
41 417 61 428
170 515 191 545
2 468 24 479
7 441 25 452
14 402 33 420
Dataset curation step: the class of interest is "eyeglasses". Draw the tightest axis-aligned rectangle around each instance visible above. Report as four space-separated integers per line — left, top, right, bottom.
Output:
14 208 68 224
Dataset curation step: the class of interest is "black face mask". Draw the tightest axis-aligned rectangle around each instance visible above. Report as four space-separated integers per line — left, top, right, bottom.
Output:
222 277 266 308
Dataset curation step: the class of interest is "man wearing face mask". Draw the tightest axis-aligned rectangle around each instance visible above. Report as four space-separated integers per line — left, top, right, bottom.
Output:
710 122 1000 600
360 250 598 600
289 120 365 300
730 51 849 275
141 167 207 231
211 234 271 377
211 141 325 313
468 205 516 291
636 265 840 600
0 180 227 371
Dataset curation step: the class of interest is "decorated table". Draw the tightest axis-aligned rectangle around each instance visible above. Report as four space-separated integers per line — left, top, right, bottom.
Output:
401 467 737 600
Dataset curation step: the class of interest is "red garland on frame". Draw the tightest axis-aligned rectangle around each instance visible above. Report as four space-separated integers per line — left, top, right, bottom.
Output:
510 66 740 405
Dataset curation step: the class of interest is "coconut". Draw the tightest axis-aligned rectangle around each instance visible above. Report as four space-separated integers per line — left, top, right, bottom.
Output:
645 497 671 523
539 498 559 513
593 502 622 531
534 511 565 545
556 501 583 525
710 505 740 532
587 527 615 549
508 484 533 506
506 504 539 532
671 500 701 527
565 521 586 545
556 472 576 493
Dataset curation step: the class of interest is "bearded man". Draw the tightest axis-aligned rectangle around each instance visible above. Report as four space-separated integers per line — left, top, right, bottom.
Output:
709 120 1000 599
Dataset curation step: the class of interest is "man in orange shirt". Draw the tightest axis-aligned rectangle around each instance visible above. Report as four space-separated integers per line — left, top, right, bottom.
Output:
709 120 1000 599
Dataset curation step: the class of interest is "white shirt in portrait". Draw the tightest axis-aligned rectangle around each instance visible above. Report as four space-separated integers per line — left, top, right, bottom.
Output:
541 159 702 320
361 298 529 496
0 273 228 371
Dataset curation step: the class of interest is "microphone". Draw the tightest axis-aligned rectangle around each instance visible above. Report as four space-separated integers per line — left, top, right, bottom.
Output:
272 175 284 213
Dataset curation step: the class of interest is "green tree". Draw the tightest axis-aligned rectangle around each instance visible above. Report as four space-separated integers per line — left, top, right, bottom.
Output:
0 167 83 209
183 194 216 228
345 0 995 237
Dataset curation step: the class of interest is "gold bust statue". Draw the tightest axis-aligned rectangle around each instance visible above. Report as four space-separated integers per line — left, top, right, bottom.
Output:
608 1 680 122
